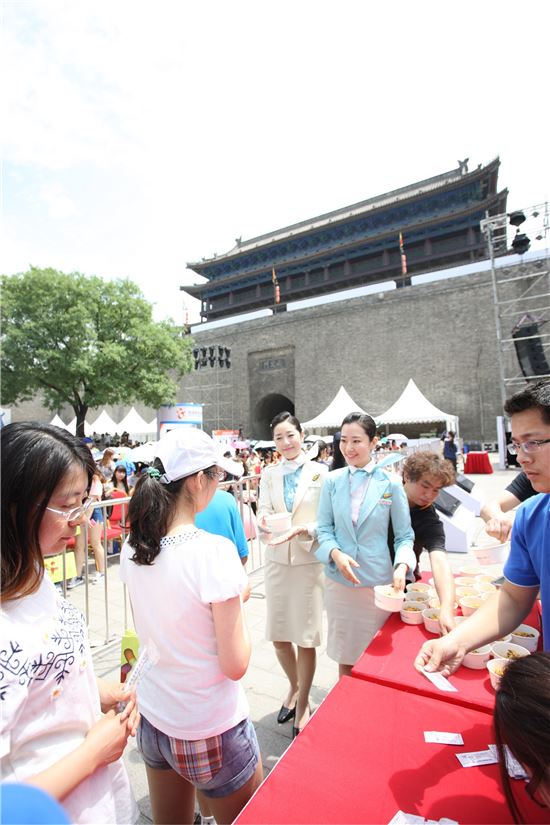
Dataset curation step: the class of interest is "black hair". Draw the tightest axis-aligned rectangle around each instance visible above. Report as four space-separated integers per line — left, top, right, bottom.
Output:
113 463 130 495
314 439 328 462
340 411 377 439
493 652 550 823
330 431 347 471
504 379 550 425
127 459 216 564
270 411 303 433
1 423 96 601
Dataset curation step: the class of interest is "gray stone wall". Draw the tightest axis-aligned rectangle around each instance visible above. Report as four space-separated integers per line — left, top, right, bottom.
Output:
183 268 504 441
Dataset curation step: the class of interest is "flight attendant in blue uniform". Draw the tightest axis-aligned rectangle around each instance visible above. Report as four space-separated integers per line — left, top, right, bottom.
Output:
316 412 415 677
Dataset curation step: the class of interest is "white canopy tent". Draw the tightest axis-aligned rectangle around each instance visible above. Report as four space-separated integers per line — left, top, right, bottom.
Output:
89 409 119 433
374 379 459 435
117 407 153 437
49 414 70 430
302 386 367 430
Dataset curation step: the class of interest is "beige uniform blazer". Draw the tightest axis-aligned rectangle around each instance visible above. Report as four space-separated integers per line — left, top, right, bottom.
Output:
257 460 328 566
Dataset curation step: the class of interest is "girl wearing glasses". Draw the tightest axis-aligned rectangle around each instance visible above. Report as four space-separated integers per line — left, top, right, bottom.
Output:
120 428 263 825
1 423 138 824
494 652 550 821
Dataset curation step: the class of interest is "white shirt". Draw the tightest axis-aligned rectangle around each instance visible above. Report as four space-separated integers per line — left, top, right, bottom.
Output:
0 576 136 824
349 460 376 525
120 526 249 739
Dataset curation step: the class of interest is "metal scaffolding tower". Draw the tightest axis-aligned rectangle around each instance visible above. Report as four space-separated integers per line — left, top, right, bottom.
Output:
480 203 550 409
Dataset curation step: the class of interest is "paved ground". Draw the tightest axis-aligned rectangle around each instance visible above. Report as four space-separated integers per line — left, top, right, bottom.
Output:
75 456 518 823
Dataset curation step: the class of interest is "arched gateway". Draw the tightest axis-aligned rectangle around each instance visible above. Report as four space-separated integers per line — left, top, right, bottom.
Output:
253 394 295 439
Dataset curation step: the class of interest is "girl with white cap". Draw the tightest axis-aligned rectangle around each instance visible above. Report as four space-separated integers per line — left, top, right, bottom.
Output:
120 428 263 825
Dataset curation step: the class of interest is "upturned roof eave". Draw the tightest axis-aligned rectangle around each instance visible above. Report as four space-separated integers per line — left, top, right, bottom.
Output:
187 158 500 273
184 188 507 295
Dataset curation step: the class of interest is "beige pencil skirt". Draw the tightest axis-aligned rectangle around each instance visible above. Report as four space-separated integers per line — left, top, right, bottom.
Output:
264 559 324 647
324 577 389 666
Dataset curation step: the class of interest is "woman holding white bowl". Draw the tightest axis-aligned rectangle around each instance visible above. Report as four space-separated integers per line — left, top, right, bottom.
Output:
257 412 328 737
316 412 415 678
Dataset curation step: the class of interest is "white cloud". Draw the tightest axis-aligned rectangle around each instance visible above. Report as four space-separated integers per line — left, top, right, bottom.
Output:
2 0 549 325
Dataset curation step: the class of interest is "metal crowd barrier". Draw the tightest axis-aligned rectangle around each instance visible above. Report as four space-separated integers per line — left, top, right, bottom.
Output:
52 477 265 647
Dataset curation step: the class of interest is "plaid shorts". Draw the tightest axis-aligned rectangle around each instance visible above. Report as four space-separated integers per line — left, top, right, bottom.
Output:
137 715 260 798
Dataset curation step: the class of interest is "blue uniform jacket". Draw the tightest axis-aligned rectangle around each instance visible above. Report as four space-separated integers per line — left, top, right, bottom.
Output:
315 465 415 587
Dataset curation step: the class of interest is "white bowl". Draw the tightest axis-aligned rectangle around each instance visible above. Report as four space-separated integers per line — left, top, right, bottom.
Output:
404 590 430 603
428 597 458 611
422 608 441 634
456 586 478 599
374 585 405 612
473 543 510 565
265 512 292 535
459 596 483 616
455 576 476 587
495 634 512 643
490 641 531 661
475 581 497 595
475 574 495 585
405 582 430 594
463 644 492 670
460 565 483 577
487 657 510 691
511 624 540 652
400 601 426 625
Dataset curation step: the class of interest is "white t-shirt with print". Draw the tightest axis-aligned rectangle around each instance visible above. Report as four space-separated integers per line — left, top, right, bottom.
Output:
120 526 249 740
0 576 137 824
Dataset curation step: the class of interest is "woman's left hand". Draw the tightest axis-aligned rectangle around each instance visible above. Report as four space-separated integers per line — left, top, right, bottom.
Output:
268 525 309 546
97 678 133 713
392 563 408 592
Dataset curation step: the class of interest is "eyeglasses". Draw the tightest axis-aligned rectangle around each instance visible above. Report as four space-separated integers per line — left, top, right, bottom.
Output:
508 438 550 455
45 497 95 522
525 767 548 808
205 470 226 482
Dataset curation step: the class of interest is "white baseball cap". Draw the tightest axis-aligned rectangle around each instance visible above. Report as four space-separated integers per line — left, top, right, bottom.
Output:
154 427 243 484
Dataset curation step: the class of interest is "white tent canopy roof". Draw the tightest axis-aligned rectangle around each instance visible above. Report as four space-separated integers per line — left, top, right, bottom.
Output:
117 407 152 435
374 379 458 431
90 409 119 433
302 386 367 429
49 414 70 430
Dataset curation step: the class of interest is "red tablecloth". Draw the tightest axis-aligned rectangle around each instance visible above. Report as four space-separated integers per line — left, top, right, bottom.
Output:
235 677 545 824
464 451 493 474
351 607 542 714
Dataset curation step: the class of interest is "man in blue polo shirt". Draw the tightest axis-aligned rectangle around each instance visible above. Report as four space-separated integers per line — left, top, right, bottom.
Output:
415 379 550 675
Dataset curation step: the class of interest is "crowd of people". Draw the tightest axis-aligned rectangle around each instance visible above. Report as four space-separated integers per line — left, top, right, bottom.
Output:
1 378 549 824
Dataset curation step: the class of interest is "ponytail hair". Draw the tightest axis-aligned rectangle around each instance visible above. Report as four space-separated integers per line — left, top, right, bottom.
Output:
127 459 185 565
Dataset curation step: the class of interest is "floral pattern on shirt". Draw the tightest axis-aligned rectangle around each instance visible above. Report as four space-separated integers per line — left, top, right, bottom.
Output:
0 597 87 701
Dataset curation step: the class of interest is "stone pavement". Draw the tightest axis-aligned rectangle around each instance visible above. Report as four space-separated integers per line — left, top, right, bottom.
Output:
78 457 518 823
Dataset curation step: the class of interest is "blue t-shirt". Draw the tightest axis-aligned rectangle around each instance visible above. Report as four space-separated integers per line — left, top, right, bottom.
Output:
504 493 549 648
195 490 248 559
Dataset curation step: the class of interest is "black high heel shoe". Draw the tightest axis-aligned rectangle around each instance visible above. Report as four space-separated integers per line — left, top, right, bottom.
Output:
292 705 312 738
277 704 296 724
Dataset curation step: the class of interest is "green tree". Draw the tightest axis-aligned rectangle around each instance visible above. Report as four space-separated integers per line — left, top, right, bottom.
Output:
1 267 194 435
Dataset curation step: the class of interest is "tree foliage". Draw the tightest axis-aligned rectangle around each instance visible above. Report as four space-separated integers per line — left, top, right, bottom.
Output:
1 267 194 434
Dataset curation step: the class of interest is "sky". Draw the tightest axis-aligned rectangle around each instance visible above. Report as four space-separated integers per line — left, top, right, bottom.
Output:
2 0 549 325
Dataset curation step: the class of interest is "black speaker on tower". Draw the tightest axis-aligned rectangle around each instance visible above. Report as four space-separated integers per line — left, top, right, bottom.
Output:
512 316 549 378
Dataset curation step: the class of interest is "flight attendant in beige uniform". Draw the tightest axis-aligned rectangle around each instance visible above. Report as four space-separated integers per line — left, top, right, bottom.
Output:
258 412 328 737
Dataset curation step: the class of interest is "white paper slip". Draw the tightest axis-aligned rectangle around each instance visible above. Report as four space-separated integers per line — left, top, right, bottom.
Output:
456 750 498 768
424 731 464 745
422 668 458 692
488 744 529 779
387 812 425 825
439 819 459 824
